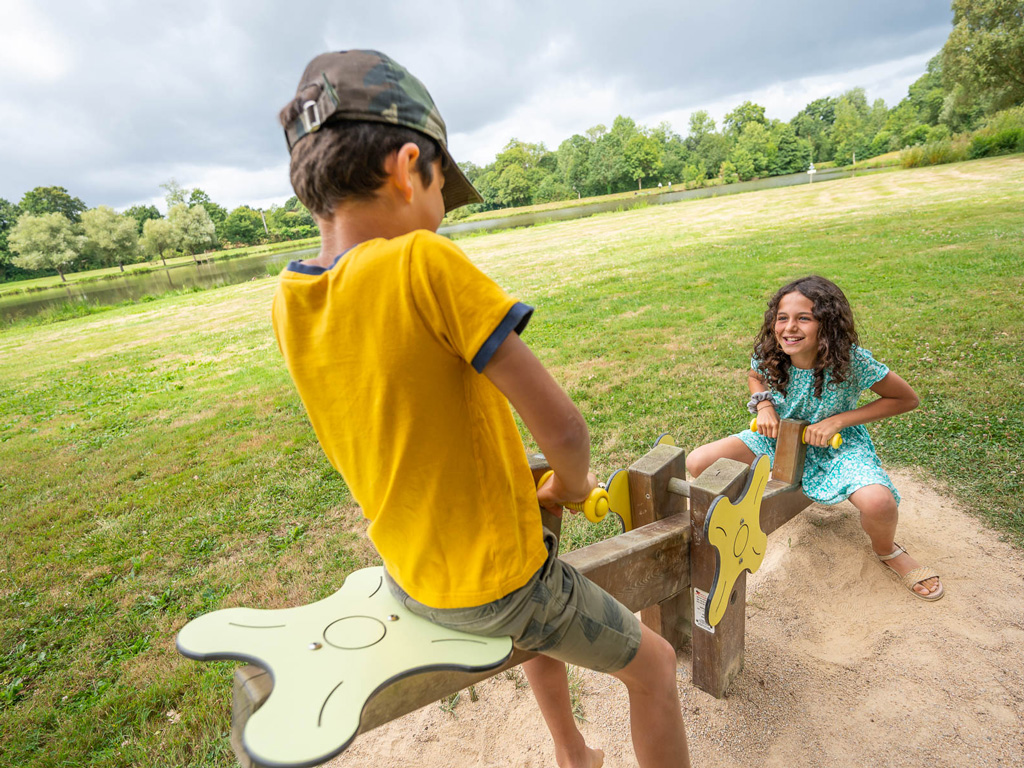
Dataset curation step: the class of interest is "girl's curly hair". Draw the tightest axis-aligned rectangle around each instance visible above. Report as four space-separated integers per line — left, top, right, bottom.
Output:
753 276 858 398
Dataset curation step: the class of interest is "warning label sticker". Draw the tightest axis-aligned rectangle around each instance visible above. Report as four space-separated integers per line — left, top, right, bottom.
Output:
693 588 714 634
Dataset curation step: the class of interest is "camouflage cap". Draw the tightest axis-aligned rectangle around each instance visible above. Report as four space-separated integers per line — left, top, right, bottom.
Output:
284 50 482 213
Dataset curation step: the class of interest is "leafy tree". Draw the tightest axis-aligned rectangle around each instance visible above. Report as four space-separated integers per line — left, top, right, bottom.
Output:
556 134 591 198
161 179 189 209
622 133 663 189
724 101 767 138
168 204 216 261
0 197 21 281
831 89 873 165
650 121 689 183
188 188 228 235
81 206 141 271
534 175 573 204
731 122 773 179
141 218 176 266
19 186 87 223
791 97 838 162
123 204 162 234
266 197 317 239
942 0 1024 114
684 112 729 178
584 135 627 196
905 56 948 125
683 162 708 186
883 102 923 148
730 147 756 181
458 161 484 184
221 206 265 245
771 123 811 174
493 164 534 208
718 159 739 184
9 212 83 281
686 111 717 145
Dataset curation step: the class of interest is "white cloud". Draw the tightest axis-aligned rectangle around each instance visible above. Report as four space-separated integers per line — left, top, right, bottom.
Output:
0 1 72 82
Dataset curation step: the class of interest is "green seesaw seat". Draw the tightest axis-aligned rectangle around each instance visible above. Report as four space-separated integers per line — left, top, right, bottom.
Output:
176 567 512 768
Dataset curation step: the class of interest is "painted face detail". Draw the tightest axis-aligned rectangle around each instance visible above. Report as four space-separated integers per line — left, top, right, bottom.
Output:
774 291 819 366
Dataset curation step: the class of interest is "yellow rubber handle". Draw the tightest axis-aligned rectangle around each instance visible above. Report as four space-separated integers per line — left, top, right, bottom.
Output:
536 470 609 524
749 417 842 449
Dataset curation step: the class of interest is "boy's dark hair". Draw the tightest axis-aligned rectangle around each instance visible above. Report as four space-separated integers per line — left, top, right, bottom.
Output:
753 275 859 398
279 97 444 218
280 50 482 217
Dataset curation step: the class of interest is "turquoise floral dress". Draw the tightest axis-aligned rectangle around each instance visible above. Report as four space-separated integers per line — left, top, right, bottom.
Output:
736 345 900 506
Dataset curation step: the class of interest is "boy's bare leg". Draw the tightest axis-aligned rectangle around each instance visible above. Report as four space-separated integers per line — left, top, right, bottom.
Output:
522 655 604 768
611 623 691 768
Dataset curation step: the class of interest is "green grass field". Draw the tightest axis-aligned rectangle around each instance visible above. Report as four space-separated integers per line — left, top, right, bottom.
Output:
1 155 1022 767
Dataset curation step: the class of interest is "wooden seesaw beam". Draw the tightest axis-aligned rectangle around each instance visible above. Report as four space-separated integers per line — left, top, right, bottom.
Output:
225 419 817 766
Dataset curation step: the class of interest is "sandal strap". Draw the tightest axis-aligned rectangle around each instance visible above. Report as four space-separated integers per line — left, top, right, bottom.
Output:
901 566 940 588
876 543 907 562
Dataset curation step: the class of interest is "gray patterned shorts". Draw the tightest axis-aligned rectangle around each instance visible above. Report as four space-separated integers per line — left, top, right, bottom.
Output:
384 530 642 673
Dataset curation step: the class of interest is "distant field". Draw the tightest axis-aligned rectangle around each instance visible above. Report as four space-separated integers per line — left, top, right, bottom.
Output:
1 155 1021 767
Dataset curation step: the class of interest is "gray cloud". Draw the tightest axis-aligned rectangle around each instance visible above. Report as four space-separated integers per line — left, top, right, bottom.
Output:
0 0 952 211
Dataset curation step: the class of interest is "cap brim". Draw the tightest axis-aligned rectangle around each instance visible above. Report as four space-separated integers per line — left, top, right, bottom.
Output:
439 146 483 213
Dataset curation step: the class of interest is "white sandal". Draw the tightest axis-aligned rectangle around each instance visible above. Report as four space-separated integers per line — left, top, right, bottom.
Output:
876 543 944 602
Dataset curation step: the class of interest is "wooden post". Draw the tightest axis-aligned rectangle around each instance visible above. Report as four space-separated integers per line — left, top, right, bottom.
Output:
628 443 691 650
689 458 751 698
770 418 808 484
759 418 813 535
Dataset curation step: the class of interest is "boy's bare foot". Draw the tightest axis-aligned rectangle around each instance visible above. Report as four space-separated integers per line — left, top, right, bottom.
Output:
555 745 604 768
876 546 942 598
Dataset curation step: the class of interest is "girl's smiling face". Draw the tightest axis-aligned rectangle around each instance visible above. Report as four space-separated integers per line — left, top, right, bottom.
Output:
774 291 820 367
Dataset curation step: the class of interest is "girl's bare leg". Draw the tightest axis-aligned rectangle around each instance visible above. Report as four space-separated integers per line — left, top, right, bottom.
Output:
686 435 756 479
850 484 941 597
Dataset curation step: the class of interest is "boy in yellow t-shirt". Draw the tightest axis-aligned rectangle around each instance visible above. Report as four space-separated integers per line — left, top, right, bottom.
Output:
272 50 690 768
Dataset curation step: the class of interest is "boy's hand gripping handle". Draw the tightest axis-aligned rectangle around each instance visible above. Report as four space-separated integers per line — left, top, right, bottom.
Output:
536 470 609 523
749 417 842 449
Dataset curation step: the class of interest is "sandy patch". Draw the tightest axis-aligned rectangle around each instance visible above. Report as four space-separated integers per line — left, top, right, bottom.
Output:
326 468 1024 768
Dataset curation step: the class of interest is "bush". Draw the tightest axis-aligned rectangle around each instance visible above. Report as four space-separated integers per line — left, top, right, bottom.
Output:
968 107 1024 159
900 136 970 168
969 128 1024 159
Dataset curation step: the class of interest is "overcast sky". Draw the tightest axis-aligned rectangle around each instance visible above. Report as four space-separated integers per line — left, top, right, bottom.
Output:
0 0 953 214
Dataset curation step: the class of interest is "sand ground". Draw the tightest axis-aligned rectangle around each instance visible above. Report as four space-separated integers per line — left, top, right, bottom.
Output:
326 469 1024 768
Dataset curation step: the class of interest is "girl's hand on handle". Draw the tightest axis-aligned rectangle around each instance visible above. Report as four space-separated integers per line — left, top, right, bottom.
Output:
537 470 599 517
752 404 780 438
803 417 843 448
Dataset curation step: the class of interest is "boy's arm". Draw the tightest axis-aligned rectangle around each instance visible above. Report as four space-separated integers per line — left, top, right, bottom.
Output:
483 332 595 509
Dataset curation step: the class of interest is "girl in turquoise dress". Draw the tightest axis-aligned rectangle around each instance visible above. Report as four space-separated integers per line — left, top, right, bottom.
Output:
686 276 943 601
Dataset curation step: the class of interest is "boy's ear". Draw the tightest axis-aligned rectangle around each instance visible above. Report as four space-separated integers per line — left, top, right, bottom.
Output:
386 143 422 203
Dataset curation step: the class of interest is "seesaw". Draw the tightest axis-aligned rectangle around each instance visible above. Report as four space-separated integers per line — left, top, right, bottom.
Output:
178 419 823 768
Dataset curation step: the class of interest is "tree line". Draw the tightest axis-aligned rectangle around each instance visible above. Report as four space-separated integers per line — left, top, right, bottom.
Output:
1 0 1019 281
0 182 316 283
451 0 1023 217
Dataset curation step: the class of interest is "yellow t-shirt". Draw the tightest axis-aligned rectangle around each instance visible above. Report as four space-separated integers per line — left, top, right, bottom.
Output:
271 230 547 608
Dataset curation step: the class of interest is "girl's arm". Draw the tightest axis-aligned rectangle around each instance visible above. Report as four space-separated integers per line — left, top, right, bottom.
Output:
748 370 781 438
804 372 920 447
